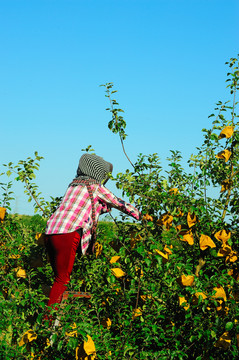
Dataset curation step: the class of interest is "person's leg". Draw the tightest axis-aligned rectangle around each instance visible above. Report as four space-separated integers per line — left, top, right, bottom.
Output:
45 231 81 308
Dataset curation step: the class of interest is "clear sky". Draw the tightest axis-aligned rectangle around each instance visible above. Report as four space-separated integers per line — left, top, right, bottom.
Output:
0 0 238 215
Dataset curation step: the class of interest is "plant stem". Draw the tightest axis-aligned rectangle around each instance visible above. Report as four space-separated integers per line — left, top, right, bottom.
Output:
222 166 234 221
23 178 46 216
1 224 15 241
120 136 135 169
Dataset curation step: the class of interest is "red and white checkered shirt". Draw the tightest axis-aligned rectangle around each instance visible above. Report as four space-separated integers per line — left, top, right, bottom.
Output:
45 184 140 255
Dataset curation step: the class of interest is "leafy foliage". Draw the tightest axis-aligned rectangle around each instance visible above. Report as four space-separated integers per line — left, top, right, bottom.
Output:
0 55 239 359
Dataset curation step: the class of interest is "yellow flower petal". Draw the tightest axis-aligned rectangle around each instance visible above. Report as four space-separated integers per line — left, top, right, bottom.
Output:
142 214 153 222
228 269 239 281
84 335 96 355
178 274 195 287
111 268 126 278
220 179 231 192
214 332 231 350
14 268 27 278
216 149 232 162
213 286 227 302
76 335 96 360
130 232 142 248
217 244 232 257
19 330 37 347
164 244 173 255
155 249 169 263
187 212 197 228
214 230 231 244
157 213 173 230
140 294 153 302
219 126 234 139
192 292 207 305
35 233 45 246
110 256 121 264
135 266 144 277
10 254 21 259
66 323 77 337
94 242 103 258
179 296 190 310
178 227 194 245
132 308 143 319
0 207 6 221
199 235 216 251
175 208 184 217
169 188 179 195
226 251 237 264
101 318 111 329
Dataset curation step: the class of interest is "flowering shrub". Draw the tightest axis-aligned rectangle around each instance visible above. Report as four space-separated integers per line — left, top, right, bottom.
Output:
0 56 239 359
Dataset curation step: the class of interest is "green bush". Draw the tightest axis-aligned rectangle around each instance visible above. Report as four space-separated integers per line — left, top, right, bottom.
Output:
0 55 239 359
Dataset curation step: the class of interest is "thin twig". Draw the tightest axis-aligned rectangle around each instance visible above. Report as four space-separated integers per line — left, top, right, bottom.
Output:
1 224 15 242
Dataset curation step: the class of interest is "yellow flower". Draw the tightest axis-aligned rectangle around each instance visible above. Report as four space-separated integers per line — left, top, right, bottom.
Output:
110 256 121 264
157 213 173 230
226 251 237 264
132 308 143 319
94 242 103 258
199 235 216 251
175 208 184 217
19 329 37 346
10 254 21 259
155 249 169 264
142 214 153 222
130 232 142 248
169 188 179 195
218 126 234 139
14 268 27 278
178 274 195 287
187 212 197 228
65 323 77 337
214 229 231 244
164 244 173 255
216 149 232 162
101 318 112 329
192 292 207 305
140 294 153 302
217 244 232 257
0 207 6 221
179 296 190 310
75 335 96 360
177 226 194 245
111 268 126 278
214 332 231 350
220 179 231 192
228 269 239 281
35 233 45 246
212 286 227 302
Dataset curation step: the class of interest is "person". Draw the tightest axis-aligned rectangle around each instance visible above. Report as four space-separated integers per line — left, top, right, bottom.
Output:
44 153 141 311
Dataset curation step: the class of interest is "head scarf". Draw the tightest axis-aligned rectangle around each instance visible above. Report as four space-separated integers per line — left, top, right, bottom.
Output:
69 153 113 186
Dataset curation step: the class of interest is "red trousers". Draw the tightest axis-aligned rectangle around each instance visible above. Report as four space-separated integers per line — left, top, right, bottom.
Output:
45 231 81 308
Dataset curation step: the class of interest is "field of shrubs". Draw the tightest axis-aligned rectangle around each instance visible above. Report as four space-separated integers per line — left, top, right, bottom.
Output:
0 56 239 359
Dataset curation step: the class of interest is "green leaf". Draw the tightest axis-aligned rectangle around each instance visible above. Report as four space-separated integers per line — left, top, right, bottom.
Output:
225 322 233 331
211 330 216 338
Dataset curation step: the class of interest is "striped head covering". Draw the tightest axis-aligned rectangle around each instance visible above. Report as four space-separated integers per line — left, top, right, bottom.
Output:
69 153 113 186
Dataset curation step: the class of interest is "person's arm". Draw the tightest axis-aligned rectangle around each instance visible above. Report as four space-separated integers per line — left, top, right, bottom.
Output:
97 185 141 220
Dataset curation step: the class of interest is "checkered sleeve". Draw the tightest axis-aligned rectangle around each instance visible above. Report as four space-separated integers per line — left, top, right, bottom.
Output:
97 185 141 220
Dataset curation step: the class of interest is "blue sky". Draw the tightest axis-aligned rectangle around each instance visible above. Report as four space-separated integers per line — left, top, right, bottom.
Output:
0 0 238 215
